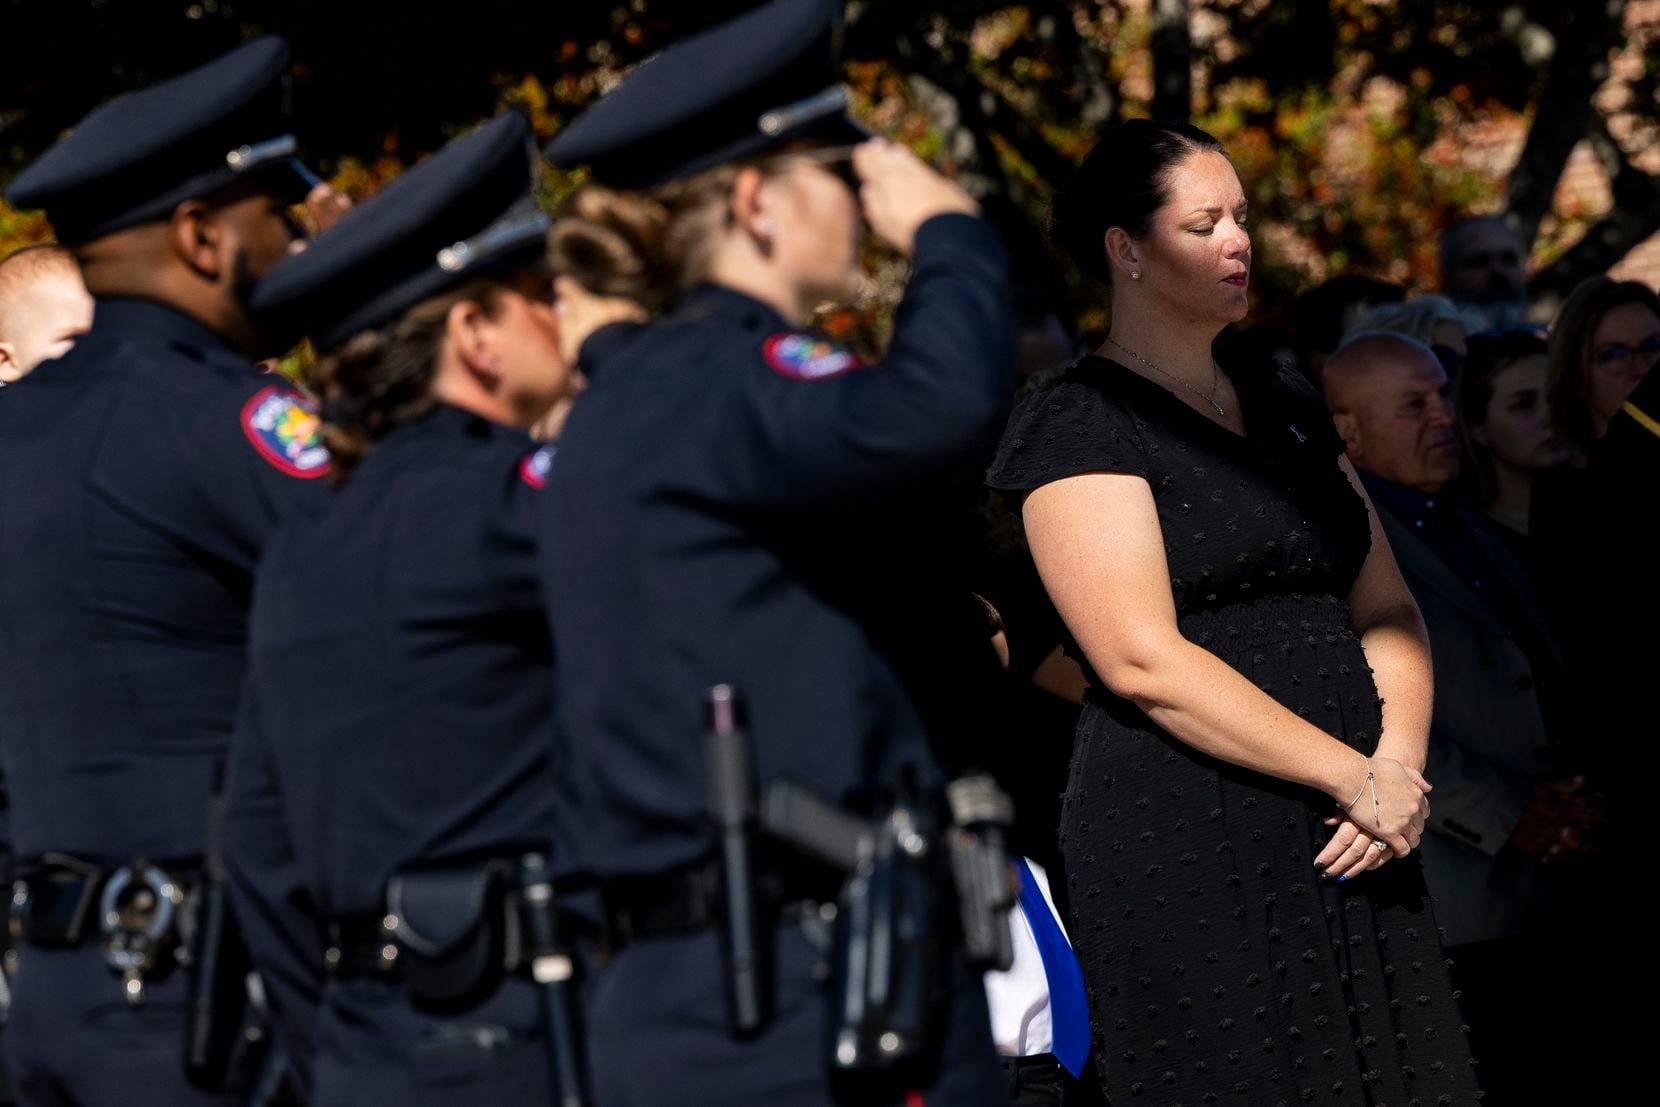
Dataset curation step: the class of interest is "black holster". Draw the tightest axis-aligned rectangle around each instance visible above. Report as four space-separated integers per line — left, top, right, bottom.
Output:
761 772 1019 1075
183 877 252 1091
699 684 1017 1074
373 856 589 1106
186 778 262 1094
824 795 944 1073
944 775 1017 973
384 860 510 1012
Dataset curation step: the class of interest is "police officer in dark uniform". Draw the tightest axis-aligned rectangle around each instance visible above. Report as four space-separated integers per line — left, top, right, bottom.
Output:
0 38 332 1107
540 1 1017 1102
226 111 619 1106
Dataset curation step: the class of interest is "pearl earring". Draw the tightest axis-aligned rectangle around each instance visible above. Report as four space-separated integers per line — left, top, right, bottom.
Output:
1131 270 1141 281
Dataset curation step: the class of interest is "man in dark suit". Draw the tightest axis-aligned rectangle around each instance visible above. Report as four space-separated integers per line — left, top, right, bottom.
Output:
1323 331 1602 1100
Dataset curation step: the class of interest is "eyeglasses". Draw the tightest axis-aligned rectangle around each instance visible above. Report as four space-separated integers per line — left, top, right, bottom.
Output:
1590 334 1660 374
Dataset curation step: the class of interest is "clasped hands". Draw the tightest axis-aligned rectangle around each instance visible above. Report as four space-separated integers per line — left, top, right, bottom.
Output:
1314 754 1431 882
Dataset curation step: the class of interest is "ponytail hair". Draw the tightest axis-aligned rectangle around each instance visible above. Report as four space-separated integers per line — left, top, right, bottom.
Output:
552 157 791 312
308 278 504 484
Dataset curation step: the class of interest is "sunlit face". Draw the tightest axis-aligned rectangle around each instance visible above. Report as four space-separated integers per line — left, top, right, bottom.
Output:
1470 354 1562 474
0 268 93 381
761 154 863 305
1342 349 1461 493
1135 150 1251 325
482 275 585 430
1583 300 1660 438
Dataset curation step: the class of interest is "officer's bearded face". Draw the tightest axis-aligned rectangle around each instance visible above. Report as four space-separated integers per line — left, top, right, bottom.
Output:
213 190 302 308
230 248 259 314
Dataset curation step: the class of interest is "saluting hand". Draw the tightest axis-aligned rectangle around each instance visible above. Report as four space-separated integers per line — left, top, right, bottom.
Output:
287 184 355 255
851 138 979 258
304 183 353 233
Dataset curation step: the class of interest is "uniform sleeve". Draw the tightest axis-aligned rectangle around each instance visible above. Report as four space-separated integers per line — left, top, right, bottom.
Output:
182 381 332 570
719 213 1016 510
985 369 1151 493
222 687 322 1099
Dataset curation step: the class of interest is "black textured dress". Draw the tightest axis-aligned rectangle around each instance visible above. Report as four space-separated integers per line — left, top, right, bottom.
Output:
987 356 1481 1106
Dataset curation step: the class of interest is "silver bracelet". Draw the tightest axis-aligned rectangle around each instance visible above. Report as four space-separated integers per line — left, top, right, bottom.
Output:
1342 756 1371 811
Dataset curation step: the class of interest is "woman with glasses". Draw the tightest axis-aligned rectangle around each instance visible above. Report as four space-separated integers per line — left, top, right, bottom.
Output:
1523 277 1660 1102
1532 277 1660 604
1545 276 1660 458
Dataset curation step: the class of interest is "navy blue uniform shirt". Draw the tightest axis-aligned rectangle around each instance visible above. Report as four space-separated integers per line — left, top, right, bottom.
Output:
0 297 328 866
543 212 1015 880
227 404 553 919
222 405 553 1082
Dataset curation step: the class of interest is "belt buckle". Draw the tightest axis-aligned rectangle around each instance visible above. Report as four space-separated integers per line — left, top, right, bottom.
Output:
99 860 184 1006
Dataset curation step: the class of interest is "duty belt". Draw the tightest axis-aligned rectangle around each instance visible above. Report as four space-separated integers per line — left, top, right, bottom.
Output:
326 852 589 1105
9 853 199 1004
320 853 578 1006
596 858 835 953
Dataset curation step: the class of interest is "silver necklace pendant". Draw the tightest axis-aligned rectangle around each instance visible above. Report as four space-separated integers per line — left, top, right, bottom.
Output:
1106 334 1227 418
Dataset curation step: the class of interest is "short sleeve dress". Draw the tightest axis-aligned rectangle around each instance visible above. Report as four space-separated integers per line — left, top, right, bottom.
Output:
987 356 1481 1106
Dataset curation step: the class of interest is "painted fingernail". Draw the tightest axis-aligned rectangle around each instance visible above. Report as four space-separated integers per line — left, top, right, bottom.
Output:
1336 875 1348 884
1312 861 1327 873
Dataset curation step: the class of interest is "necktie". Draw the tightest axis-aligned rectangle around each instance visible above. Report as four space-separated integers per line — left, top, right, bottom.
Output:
1016 857 1090 1078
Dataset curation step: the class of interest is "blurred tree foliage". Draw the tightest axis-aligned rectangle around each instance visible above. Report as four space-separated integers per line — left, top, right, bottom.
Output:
2 0 1655 340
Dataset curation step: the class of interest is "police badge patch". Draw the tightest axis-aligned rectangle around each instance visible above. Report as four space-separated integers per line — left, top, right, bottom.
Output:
761 332 863 381
519 444 555 489
240 385 331 478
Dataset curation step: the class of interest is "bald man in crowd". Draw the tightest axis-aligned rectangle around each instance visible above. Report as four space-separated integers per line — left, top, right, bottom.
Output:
0 245 92 383
1322 331 1600 1100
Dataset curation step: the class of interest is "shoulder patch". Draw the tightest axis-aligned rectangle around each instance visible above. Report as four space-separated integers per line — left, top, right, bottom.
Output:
240 385 331 478
518 443 555 489
761 332 864 381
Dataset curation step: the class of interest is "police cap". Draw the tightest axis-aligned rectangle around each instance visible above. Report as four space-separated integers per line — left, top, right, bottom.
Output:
5 36 317 245
252 112 549 353
544 0 866 187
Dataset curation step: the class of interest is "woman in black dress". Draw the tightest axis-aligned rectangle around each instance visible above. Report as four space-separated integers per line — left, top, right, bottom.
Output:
987 120 1480 1104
